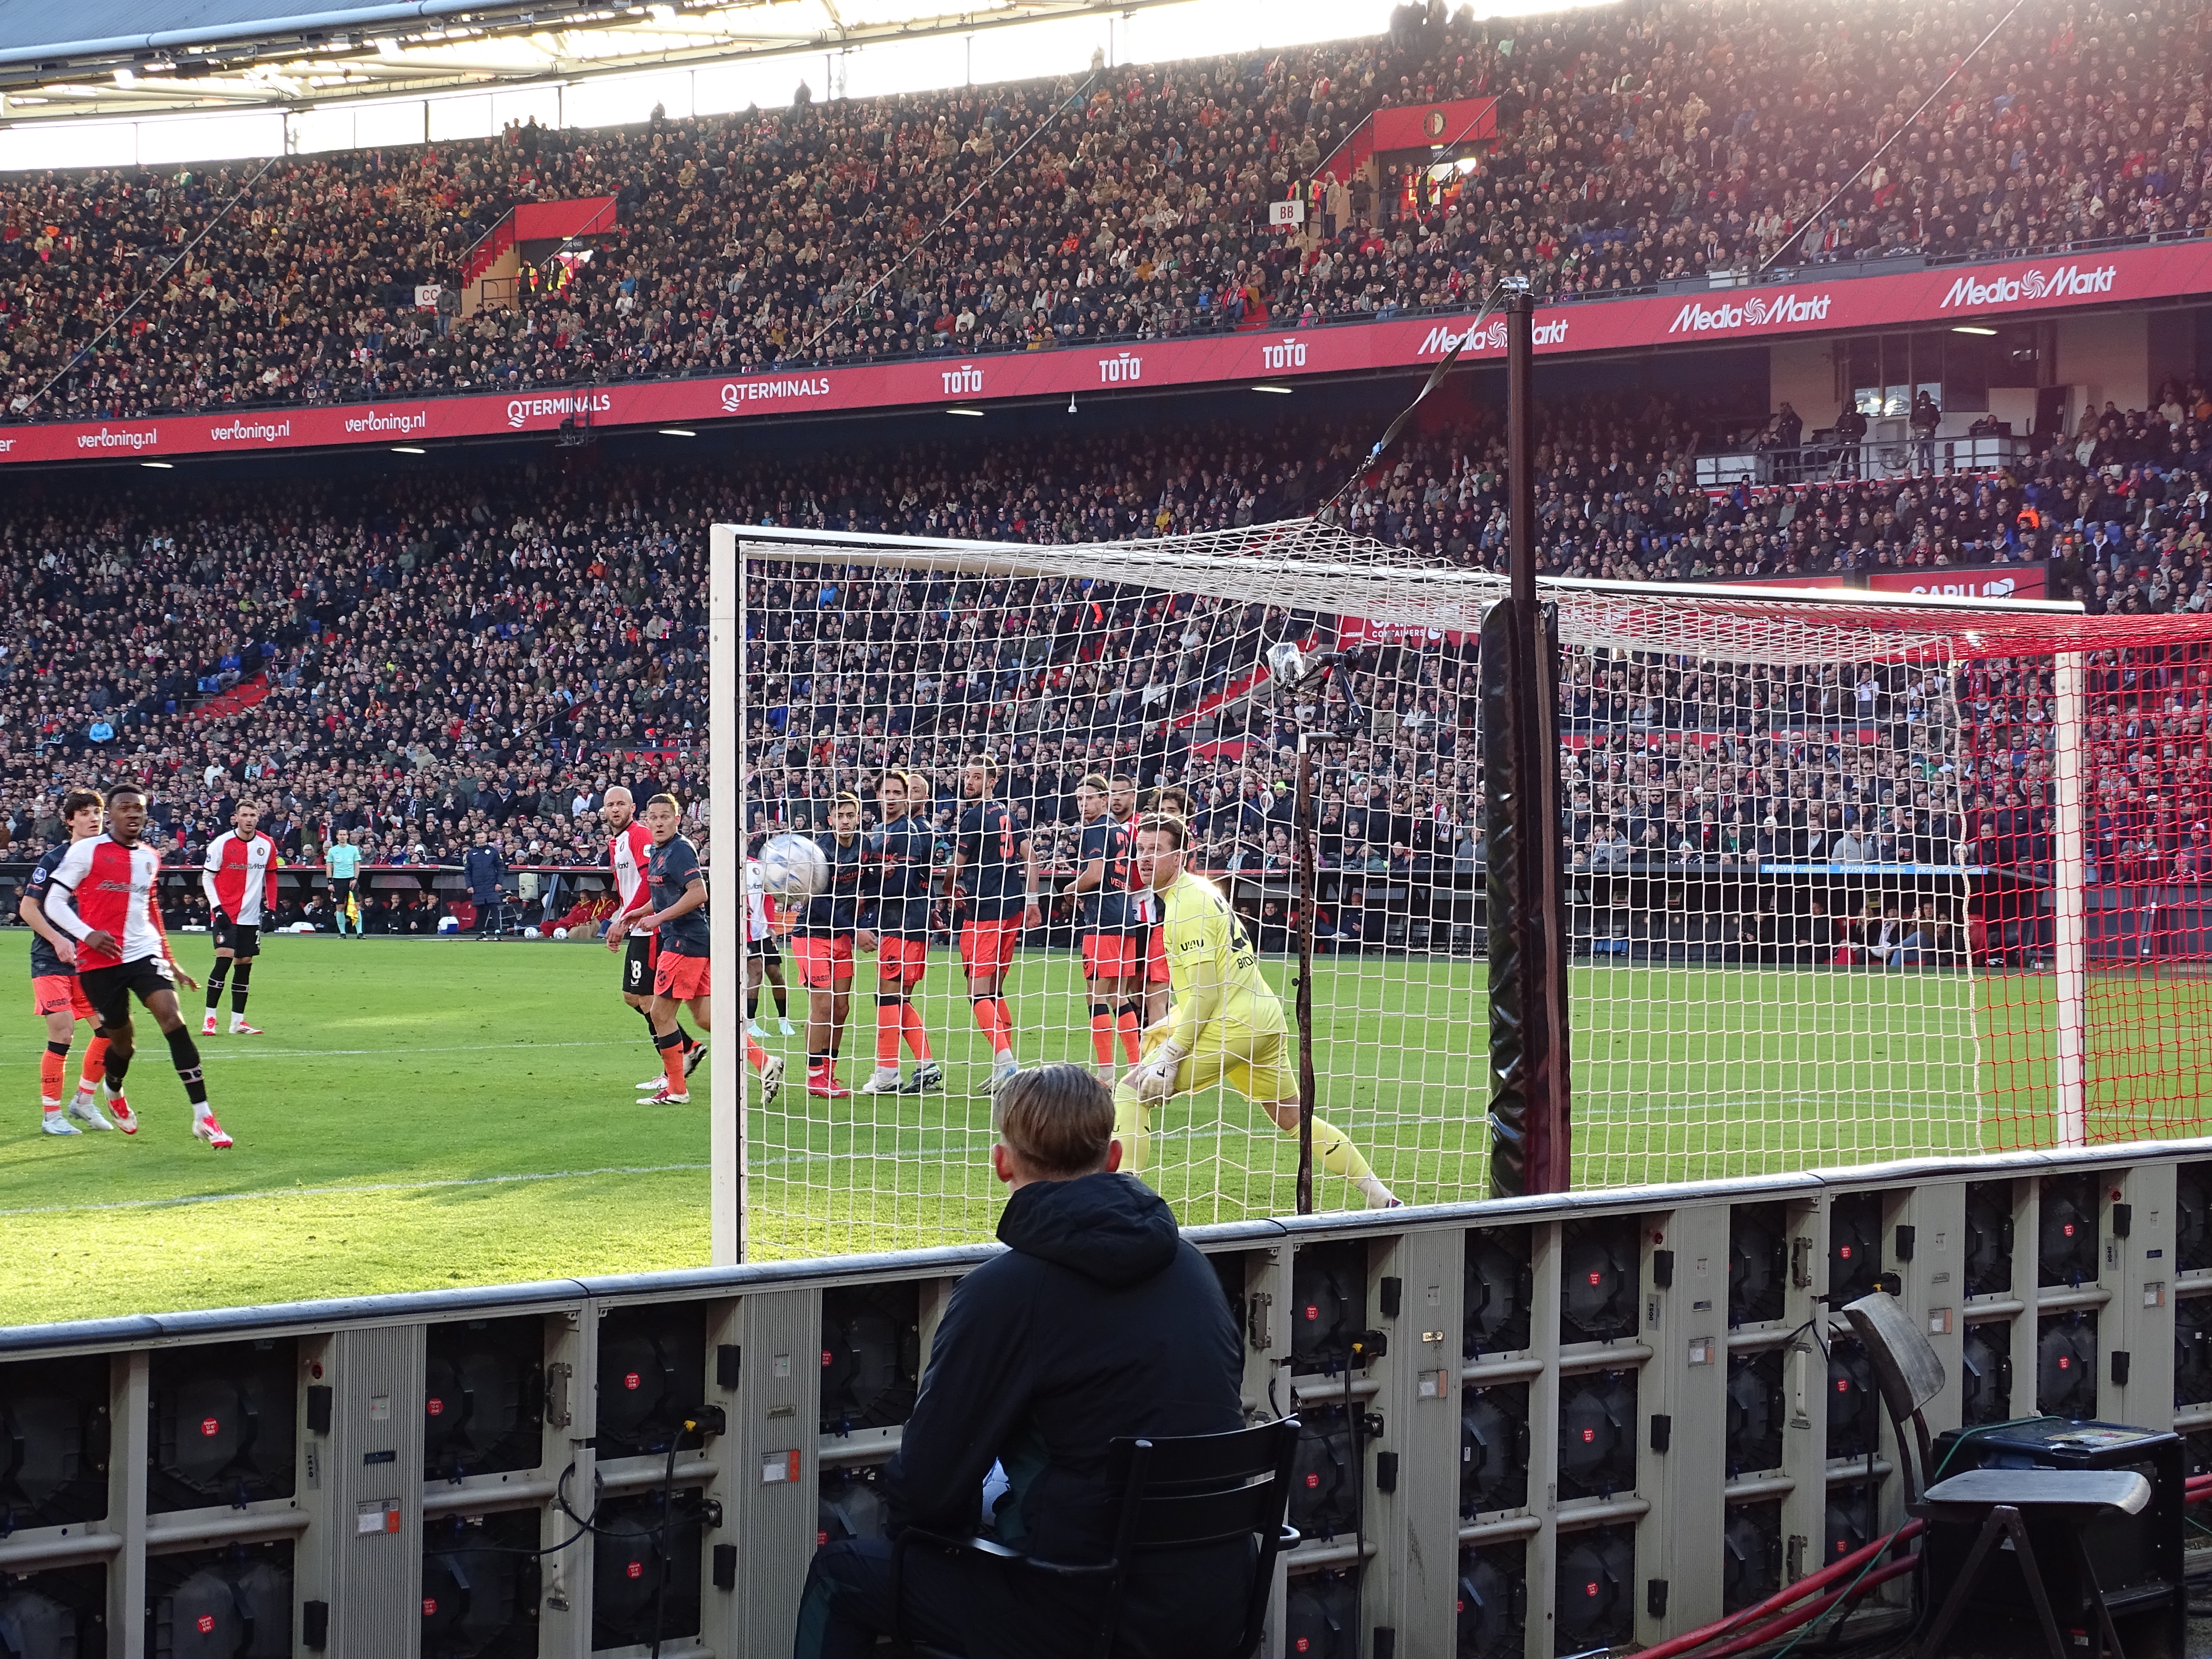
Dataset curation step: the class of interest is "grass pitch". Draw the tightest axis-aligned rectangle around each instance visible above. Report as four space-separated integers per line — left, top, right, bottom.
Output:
2 935 2204 1326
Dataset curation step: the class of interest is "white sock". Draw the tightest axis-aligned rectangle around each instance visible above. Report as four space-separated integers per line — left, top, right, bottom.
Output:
1358 1174 1397 1208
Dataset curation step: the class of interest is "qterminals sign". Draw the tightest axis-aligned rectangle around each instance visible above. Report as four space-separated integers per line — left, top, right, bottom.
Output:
3 241 2203 467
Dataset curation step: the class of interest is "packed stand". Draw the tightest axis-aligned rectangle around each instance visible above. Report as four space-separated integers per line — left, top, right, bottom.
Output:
1 0 2207 421
0 407 2155 962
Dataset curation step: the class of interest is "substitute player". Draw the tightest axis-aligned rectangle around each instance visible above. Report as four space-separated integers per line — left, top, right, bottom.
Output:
948 754 1041 1094
607 785 704 1089
795 794 867 1099
858 769 942 1096
22 788 124 1134
201 800 276 1036
1111 813 1395 1209
42 784 232 1150
613 793 783 1107
1068 774 1143 1080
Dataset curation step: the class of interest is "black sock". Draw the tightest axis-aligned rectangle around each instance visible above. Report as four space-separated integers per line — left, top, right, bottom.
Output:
746 987 760 1020
205 958 230 1012
105 1047 132 1091
638 1004 659 1046
675 1021 696 1051
772 985 789 1017
165 1027 208 1109
230 960 253 1018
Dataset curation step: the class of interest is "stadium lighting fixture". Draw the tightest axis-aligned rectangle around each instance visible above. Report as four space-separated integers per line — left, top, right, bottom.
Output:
391 444 427 454
945 407 984 417
1252 384 1294 394
658 427 697 437
1951 324 1999 336
140 460 173 469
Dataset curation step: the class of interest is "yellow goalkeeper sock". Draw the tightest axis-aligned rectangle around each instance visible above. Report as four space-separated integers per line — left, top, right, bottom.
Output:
1112 1084 1153 1173
1307 1115 1375 1182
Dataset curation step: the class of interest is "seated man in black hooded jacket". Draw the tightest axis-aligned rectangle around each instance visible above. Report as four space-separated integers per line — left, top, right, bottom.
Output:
794 1062 1247 1659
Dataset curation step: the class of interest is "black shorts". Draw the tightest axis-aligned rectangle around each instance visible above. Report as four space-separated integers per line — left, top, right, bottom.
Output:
80 956 178 1028
623 933 658 998
330 877 353 906
745 933 783 963
213 917 260 958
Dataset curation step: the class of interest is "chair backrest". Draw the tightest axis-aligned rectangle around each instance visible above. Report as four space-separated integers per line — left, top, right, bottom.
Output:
1097 1417 1301 1659
1842 1291 1944 1499
1104 1417 1301 1549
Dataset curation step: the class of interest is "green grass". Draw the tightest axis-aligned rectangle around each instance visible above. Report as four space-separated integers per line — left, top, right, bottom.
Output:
3 935 2206 1327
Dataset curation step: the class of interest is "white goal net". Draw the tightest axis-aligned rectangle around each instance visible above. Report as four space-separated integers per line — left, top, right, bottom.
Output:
707 518 2120 1261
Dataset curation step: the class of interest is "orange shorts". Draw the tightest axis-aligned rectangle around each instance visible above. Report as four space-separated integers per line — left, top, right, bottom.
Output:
959 917 1024 979
792 934 855 989
1146 925 1170 985
1082 932 1143 979
874 936 929 990
654 951 711 1002
32 974 96 1023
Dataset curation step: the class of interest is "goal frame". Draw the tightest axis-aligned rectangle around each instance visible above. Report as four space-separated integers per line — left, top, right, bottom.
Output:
708 519 2098 1264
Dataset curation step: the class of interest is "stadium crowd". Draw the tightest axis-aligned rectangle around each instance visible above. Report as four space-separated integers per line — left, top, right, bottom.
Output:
0 376 2206 951
0 0 2205 421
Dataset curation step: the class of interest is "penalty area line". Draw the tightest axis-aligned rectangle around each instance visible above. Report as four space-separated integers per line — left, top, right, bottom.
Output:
0 1039 643 1067
0 1161 710 1219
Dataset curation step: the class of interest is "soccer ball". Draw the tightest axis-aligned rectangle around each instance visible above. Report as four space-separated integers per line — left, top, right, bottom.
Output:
524 927 541 940
438 917 459 934
758 833 830 903
553 927 570 940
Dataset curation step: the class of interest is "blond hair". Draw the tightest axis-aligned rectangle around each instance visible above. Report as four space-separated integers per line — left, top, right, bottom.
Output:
991 1064 1116 1180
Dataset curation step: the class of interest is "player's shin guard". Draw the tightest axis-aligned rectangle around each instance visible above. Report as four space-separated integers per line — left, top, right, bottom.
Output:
900 1001 933 1061
79 1035 108 1094
230 960 253 1017
1088 1002 1116 1067
655 1027 687 1094
204 958 230 1012
41 1040 70 1104
165 1027 209 1110
1116 1003 1143 1064
970 994 1012 1058
1110 1083 1153 1173
876 995 905 1070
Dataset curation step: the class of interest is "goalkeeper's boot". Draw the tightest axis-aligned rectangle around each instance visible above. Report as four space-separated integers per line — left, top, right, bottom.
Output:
65 1090 118 1131
102 1086 138 1135
901 1062 945 1094
1359 1176 1400 1210
756 1053 786 1107
860 1067 905 1094
193 1112 234 1151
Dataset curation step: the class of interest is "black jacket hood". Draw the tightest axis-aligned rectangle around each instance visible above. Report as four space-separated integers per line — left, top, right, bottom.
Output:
996 1171 1179 1288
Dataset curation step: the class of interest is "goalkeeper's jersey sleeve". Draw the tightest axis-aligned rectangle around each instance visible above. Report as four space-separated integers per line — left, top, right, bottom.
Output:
1160 872 1286 1036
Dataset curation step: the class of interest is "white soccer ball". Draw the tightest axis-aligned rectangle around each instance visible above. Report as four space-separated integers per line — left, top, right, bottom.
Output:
553 927 570 940
524 927 541 940
438 916 459 934
758 832 830 903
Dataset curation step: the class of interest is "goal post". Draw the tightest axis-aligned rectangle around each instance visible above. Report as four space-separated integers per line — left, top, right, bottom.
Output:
710 515 2209 1262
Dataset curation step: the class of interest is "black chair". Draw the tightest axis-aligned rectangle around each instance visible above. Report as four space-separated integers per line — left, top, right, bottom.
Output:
891 1417 1301 1659
1842 1291 2151 1659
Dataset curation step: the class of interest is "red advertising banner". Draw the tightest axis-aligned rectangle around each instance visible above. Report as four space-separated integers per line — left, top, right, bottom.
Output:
1865 566 2049 601
6 242 2205 468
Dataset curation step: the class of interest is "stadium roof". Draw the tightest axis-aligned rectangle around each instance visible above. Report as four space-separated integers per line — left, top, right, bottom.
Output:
0 0 1168 122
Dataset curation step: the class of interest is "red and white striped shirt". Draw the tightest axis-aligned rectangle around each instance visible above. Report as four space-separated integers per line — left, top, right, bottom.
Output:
610 822 655 918
203 830 278 927
42 836 169 972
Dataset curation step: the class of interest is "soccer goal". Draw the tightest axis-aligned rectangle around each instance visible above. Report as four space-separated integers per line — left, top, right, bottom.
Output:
704 518 2209 1263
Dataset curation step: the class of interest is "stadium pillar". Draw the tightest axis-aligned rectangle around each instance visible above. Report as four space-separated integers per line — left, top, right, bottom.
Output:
2053 650 2087 1146
710 522 745 1262
1483 289 1573 1197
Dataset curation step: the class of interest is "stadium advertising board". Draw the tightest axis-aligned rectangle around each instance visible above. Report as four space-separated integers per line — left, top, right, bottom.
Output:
1719 565 2051 600
4 242 2205 466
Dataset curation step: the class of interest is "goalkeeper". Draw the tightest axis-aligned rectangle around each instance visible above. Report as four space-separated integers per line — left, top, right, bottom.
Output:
1114 814 1397 1210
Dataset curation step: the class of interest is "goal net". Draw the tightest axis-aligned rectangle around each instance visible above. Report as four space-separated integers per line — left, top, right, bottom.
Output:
711 518 2211 1260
